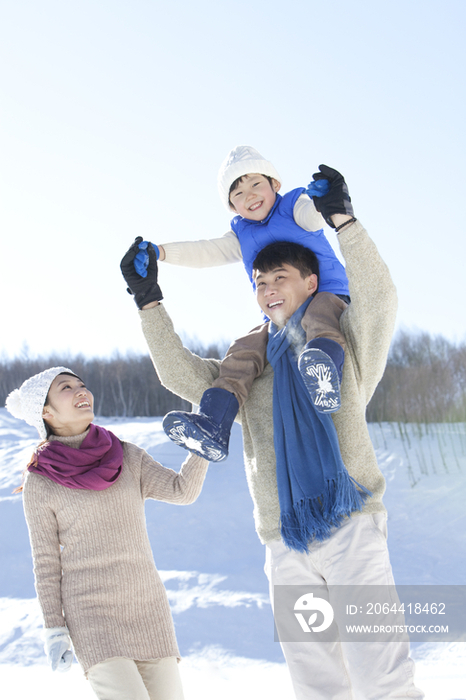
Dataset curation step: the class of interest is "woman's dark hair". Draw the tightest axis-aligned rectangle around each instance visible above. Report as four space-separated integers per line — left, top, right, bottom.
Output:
252 241 320 282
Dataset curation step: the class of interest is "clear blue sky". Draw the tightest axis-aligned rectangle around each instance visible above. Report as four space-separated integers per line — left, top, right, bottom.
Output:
1 0 465 359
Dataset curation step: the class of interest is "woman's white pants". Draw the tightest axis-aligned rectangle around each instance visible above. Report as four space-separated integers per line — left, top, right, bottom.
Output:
86 656 184 700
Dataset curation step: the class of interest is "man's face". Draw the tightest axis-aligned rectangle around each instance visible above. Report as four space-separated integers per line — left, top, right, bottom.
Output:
229 174 280 221
254 264 318 328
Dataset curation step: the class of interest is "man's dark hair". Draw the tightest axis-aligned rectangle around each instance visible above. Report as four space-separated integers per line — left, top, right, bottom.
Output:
252 241 320 282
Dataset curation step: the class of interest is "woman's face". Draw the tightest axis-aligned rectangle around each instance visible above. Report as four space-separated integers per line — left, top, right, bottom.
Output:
42 374 95 437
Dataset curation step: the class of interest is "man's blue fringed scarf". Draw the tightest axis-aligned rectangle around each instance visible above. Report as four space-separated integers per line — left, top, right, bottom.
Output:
267 297 371 553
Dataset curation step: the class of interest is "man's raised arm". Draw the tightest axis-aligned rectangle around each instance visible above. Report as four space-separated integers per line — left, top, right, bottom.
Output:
309 165 397 405
337 221 397 405
120 237 220 408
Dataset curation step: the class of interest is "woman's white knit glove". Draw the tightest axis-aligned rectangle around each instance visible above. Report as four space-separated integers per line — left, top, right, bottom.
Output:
44 626 73 672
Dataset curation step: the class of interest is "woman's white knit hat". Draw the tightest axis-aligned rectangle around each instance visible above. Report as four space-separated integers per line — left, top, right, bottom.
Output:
5 367 76 439
217 145 282 210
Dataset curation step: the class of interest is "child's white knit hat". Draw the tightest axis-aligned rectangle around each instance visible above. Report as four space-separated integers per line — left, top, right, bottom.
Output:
5 367 76 439
217 145 282 210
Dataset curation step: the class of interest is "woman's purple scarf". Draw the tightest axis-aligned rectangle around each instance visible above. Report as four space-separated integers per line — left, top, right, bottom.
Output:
29 424 123 491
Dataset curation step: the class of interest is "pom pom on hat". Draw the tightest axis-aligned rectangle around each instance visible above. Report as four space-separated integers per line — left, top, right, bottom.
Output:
5 388 23 419
218 145 281 211
5 366 76 440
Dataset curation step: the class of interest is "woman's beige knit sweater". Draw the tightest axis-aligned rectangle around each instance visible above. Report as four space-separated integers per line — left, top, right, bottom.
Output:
139 221 397 545
23 433 208 673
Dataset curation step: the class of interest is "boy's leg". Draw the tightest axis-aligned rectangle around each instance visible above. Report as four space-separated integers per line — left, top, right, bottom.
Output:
300 292 347 351
212 322 269 408
162 323 268 462
298 292 348 413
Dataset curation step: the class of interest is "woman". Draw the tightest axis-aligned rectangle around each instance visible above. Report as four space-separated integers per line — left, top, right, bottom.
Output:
6 366 209 700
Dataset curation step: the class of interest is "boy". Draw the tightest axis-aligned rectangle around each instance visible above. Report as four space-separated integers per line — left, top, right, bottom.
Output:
145 148 355 461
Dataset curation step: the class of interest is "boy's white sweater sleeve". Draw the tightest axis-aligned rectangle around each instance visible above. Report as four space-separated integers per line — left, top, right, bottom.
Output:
293 193 326 231
161 229 242 267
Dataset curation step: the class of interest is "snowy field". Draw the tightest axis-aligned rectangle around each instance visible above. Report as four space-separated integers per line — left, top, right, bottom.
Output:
0 410 465 699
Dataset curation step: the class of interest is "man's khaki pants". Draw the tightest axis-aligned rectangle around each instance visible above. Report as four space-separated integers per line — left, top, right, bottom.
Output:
265 514 424 700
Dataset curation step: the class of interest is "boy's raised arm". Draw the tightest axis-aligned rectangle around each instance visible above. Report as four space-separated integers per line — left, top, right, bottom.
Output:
158 230 242 267
293 193 326 232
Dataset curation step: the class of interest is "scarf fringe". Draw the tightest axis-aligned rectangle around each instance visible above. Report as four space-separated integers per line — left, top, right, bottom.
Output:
280 471 371 554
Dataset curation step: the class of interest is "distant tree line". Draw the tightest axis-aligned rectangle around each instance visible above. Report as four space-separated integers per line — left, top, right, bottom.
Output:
0 339 227 418
1 331 465 423
367 330 466 423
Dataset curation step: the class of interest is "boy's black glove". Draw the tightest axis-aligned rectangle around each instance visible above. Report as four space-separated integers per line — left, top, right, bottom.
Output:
120 237 163 309
311 165 354 228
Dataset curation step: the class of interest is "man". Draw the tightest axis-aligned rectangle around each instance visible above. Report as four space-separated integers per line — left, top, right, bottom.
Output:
121 168 423 699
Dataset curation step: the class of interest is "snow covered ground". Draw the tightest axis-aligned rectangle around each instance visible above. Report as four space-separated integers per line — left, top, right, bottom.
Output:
0 410 465 699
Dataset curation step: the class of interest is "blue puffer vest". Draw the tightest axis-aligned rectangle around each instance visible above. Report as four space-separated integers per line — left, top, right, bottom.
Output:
231 188 349 296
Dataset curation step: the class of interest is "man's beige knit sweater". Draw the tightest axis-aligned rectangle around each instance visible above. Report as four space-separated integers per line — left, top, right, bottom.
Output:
23 434 208 673
139 220 397 545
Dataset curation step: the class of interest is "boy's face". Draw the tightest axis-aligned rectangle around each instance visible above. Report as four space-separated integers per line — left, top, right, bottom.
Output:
253 264 318 328
229 174 281 221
